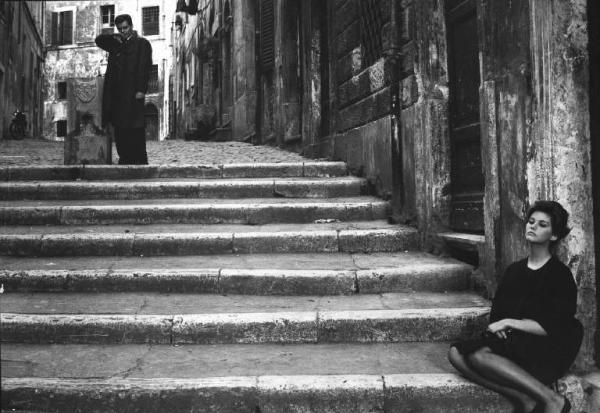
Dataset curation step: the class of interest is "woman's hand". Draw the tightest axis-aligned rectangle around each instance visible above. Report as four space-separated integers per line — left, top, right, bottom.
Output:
487 319 515 339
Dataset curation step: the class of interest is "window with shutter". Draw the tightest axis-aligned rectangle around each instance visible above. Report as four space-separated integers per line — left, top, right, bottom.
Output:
260 0 274 72
51 10 74 45
100 5 115 35
142 6 159 36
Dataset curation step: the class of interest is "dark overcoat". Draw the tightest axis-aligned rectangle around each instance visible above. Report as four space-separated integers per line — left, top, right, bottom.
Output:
95 31 152 128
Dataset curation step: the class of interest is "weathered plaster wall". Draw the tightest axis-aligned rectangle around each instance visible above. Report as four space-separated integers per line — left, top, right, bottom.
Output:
232 0 257 141
400 0 451 247
528 0 596 370
478 0 532 295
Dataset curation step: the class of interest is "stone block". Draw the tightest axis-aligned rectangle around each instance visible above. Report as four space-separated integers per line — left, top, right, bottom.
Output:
232 231 339 254
338 228 417 253
132 233 233 256
257 375 385 413
0 234 42 256
383 374 512 413
40 233 135 256
64 77 111 165
0 314 172 344
0 206 61 225
218 269 356 296
172 312 318 344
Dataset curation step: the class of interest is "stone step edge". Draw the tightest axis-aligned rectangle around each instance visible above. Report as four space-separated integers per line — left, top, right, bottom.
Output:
0 228 418 256
0 162 348 181
0 265 471 295
0 200 389 226
1 374 511 413
1 177 366 201
0 307 489 345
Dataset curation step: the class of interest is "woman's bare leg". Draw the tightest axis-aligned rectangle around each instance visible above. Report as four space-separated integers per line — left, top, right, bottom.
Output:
448 346 537 412
467 347 566 413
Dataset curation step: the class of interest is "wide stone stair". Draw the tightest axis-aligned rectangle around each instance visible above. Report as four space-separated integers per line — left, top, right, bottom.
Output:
0 162 511 412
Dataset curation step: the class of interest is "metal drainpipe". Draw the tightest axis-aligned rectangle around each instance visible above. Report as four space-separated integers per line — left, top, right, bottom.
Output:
387 0 404 222
254 0 262 145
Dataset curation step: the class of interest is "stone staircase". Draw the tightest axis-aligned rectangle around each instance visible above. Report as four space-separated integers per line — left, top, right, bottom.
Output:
0 162 512 412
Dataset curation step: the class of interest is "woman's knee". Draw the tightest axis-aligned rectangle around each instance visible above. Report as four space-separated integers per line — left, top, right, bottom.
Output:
448 346 465 367
467 347 493 368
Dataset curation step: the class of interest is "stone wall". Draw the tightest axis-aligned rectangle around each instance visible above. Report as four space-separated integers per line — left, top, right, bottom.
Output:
0 1 44 139
328 0 394 198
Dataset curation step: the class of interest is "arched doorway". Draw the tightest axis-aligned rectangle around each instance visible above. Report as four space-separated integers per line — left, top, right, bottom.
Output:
144 103 159 141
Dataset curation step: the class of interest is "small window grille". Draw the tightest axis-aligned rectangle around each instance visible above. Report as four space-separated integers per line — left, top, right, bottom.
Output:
56 120 67 137
100 5 115 34
142 6 159 36
57 81 67 100
359 0 384 67
259 0 274 72
148 65 159 93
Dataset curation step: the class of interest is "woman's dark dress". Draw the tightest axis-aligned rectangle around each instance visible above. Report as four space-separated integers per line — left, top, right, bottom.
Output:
453 256 583 384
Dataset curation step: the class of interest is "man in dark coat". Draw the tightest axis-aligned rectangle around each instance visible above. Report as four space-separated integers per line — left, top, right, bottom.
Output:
95 14 152 164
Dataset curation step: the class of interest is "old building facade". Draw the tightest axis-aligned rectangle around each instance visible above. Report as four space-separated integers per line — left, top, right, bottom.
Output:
43 0 176 141
172 0 599 371
0 1 45 139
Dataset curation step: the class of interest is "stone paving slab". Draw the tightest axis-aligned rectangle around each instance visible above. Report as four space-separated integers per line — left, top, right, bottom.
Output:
0 176 366 200
0 292 489 344
0 162 348 181
0 140 311 166
0 261 471 295
0 375 513 413
0 251 466 271
0 221 419 256
0 307 489 344
0 197 389 225
0 292 489 315
0 342 453 378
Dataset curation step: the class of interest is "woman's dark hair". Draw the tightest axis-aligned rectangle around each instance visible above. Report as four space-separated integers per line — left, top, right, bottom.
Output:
526 200 571 243
115 14 133 26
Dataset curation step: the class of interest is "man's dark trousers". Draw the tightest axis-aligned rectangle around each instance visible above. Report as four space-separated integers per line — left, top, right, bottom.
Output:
114 127 148 164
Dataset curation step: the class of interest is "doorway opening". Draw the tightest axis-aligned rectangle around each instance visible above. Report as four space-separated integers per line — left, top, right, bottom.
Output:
445 0 484 232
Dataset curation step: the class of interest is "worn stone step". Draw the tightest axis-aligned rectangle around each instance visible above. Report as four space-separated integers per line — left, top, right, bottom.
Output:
0 342 512 412
0 221 418 256
0 162 348 181
0 252 472 295
0 292 489 344
0 176 364 201
0 197 389 225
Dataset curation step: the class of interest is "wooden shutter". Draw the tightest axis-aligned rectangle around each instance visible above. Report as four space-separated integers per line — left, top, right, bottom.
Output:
61 10 73 45
51 12 58 45
260 0 274 71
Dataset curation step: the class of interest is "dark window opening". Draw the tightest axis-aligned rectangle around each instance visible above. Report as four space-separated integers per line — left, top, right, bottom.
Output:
359 0 383 67
148 65 159 93
100 5 115 34
142 6 159 36
56 120 67 137
57 82 67 100
51 10 74 46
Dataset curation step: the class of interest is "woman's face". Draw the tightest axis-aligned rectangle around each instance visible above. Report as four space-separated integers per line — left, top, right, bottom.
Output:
525 211 557 245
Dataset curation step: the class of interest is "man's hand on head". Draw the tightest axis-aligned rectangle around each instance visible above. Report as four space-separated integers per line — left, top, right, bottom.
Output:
112 33 124 44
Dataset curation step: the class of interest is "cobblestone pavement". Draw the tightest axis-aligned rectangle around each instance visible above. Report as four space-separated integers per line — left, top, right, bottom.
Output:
0 139 310 166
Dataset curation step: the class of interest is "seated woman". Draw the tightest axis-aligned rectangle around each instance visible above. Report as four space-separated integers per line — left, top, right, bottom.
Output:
448 201 583 413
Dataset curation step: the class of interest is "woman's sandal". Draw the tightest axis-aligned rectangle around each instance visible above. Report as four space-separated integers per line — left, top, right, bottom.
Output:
528 396 570 413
